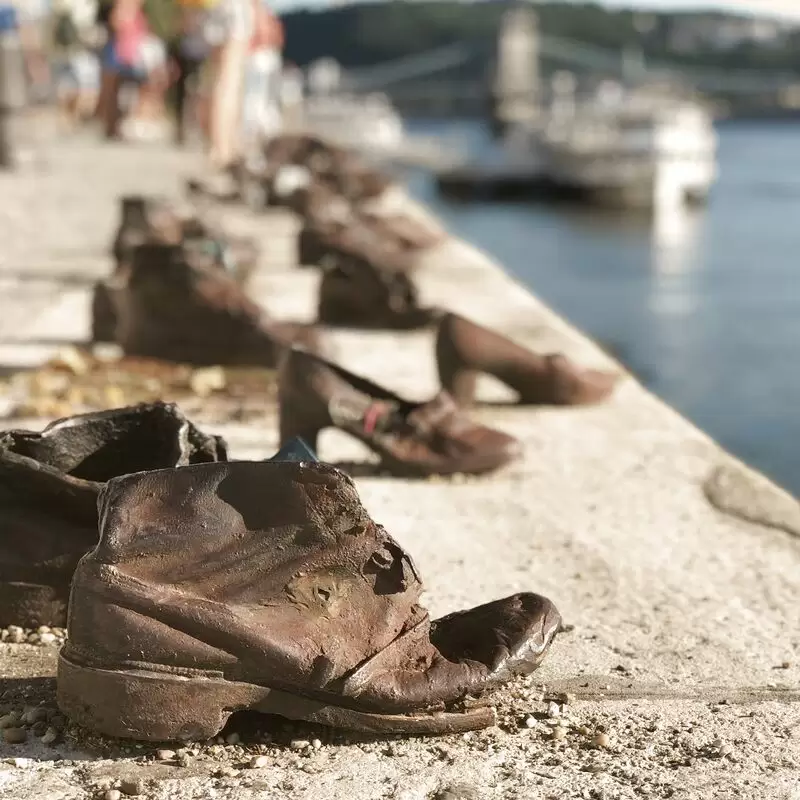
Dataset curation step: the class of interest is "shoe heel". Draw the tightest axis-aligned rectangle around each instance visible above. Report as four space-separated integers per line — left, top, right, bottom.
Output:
279 421 320 454
438 366 479 407
57 653 262 742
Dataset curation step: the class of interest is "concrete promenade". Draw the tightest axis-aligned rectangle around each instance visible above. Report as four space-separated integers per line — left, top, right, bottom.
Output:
0 137 798 800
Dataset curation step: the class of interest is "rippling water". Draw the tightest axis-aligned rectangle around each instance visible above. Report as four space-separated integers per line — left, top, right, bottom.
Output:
404 120 800 496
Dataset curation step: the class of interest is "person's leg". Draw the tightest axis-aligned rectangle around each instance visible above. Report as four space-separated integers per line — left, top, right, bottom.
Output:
173 50 191 144
103 71 123 139
241 49 268 149
208 0 253 168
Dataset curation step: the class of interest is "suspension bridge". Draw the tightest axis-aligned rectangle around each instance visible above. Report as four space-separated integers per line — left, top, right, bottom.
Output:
339 31 800 117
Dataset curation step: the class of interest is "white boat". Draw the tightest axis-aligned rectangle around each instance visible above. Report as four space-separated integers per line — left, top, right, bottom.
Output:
537 97 718 209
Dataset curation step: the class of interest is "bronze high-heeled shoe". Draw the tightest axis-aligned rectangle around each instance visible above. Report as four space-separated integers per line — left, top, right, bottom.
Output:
436 312 619 407
278 347 522 476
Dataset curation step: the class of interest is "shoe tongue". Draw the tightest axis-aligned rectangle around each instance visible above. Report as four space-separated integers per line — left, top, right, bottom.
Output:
270 437 319 463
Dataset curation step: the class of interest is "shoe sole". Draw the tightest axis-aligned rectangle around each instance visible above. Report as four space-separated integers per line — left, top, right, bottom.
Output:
0 581 67 628
57 653 496 741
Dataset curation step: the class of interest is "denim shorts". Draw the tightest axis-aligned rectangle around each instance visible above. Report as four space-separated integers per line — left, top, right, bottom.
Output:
101 41 145 83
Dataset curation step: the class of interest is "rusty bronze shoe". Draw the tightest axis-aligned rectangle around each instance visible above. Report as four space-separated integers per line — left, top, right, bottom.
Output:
57 459 560 740
114 243 319 367
0 403 226 628
317 263 441 330
298 218 417 274
111 195 185 269
278 347 522 476
94 197 260 344
436 312 619 407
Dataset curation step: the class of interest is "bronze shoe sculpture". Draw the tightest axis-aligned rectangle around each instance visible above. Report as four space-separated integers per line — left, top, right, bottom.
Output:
317 262 441 330
298 218 417 274
114 243 319 367
0 403 226 628
436 312 619 407
278 347 522 476
57 457 561 740
94 196 260 344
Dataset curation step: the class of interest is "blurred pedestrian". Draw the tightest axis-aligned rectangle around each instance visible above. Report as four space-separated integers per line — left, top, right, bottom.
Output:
203 0 255 183
173 0 211 145
97 0 169 140
52 0 101 126
11 0 52 102
241 2 283 147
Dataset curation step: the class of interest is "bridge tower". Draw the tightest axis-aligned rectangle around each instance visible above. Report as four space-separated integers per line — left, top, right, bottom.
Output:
490 5 540 139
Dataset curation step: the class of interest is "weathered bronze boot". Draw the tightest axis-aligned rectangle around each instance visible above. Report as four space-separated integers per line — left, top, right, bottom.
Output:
278 347 522 476
436 313 619 407
298 219 417 274
58 459 560 740
111 195 184 269
94 197 260 344
0 403 226 628
317 263 441 330
114 243 318 367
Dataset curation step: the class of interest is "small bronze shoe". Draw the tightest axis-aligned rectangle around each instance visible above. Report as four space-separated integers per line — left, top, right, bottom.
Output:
0 403 226 628
114 243 319 367
317 262 441 330
278 347 522 476
95 197 260 344
436 312 619 407
58 458 560 740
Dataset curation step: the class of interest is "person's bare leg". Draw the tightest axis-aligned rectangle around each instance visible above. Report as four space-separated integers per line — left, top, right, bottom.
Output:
209 38 248 167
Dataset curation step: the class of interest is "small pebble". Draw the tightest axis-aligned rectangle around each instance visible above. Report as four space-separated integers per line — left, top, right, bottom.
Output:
8 630 25 643
3 727 27 744
120 778 144 796
31 720 48 737
290 738 310 750
22 707 48 725
156 749 176 761
524 715 537 728
248 755 269 769
311 738 322 750
546 701 561 718
37 626 51 634
0 712 19 729
38 632 57 646
40 727 59 745
104 791 122 800
592 732 611 749
224 732 240 745
10 757 30 768
550 726 567 741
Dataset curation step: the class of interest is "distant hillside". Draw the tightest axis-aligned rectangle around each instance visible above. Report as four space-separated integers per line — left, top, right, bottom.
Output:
279 1 800 75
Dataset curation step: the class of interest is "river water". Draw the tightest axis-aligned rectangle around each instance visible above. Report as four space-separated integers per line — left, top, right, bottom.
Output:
404 120 800 496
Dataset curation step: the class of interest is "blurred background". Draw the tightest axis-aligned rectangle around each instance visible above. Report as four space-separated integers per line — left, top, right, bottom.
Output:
1 0 799 493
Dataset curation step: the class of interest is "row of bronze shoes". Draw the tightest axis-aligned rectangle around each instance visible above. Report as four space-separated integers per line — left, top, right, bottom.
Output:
0 136 619 743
